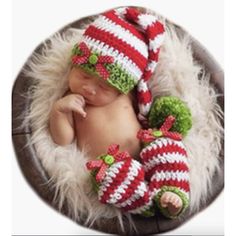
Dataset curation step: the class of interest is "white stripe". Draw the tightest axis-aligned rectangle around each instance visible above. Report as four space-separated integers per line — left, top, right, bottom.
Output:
138 86 150 95
94 15 148 58
114 7 127 17
82 35 142 81
151 170 189 182
106 160 142 204
98 161 124 200
115 181 148 208
149 33 165 52
147 60 158 72
137 79 149 92
138 14 158 30
141 138 186 156
138 103 152 116
143 152 189 173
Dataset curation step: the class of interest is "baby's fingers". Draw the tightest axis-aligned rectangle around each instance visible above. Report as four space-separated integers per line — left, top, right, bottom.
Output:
73 105 87 118
75 95 85 107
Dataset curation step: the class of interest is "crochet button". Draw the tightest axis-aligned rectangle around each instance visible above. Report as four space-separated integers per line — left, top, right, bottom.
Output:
153 130 163 137
89 54 98 65
104 155 114 165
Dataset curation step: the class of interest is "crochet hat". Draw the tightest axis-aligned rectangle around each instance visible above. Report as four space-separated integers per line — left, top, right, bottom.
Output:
71 7 165 116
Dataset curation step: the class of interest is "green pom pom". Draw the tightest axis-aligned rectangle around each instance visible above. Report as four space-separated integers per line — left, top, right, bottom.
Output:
148 96 192 137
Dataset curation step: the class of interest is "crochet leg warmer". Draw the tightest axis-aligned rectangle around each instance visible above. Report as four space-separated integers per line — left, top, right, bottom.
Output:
86 144 153 216
139 137 190 218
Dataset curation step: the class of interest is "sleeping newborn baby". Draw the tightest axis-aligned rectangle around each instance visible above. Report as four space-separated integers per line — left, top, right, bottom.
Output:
48 5 165 158
49 7 189 218
49 66 142 159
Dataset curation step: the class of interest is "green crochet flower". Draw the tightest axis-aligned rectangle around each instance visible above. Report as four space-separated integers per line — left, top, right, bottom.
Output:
148 96 192 137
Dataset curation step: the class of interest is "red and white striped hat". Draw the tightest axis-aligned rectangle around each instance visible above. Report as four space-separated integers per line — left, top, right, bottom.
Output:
71 6 165 116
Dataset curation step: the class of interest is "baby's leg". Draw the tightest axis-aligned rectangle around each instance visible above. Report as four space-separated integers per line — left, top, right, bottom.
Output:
99 158 153 215
140 137 190 218
86 145 154 216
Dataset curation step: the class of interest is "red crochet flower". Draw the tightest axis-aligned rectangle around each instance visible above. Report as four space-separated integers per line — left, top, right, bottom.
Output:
137 115 183 142
71 42 114 80
86 144 131 183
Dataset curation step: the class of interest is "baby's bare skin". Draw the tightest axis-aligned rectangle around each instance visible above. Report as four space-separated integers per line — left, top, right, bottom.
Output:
75 94 141 159
49 67 141 159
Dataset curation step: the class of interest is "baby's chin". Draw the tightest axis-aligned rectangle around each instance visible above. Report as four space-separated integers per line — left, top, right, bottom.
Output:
85 98 109 107
85 96 119 107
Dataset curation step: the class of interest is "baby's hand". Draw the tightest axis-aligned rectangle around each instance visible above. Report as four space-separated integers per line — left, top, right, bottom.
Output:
54 94 87 118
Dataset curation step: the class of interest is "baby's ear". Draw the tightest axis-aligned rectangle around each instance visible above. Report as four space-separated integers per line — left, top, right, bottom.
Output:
148 96 192 137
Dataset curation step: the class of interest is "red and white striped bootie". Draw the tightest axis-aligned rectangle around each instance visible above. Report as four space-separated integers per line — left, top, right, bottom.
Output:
137 116 190 218
86 144 154 216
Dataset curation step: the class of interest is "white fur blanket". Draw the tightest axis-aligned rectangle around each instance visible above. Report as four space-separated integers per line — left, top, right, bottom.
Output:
22 11 223 233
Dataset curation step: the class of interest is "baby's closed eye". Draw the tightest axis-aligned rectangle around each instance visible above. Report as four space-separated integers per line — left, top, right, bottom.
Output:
81 74 91 80
99 83 112 91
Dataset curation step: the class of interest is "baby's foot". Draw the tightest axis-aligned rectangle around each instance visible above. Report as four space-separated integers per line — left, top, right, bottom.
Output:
160 191 183 216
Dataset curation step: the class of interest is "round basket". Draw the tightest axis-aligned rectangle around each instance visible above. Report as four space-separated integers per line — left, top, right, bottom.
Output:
12 7 224 235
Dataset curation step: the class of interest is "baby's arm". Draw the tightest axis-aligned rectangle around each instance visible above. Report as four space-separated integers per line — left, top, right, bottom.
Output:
49 94 86 145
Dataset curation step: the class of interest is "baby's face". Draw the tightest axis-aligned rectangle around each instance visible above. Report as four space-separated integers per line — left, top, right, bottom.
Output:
68 67 120 106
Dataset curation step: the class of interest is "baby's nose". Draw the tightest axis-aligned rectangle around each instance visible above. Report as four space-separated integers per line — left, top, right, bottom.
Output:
82 85 96 95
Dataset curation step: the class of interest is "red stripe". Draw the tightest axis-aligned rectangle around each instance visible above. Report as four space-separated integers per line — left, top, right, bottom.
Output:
84 25 147 72
140 142 187 164
115 167 145 205
147 21 165 40
138 90 152 104
142 70 153 82
124 7 140 23
99 159 132 204
149 49 160 61
149 179 190 193
103 10 146 43
122 191 151 212
146 161 189 180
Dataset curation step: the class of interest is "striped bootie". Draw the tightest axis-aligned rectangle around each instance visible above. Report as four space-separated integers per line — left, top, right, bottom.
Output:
137 116 190 218
86 144 154 216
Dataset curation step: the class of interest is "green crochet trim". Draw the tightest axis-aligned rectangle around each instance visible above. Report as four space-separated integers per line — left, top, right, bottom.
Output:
154 186 189 219
140 206 155 217
71 46 137 94
71 44 81 56
148 96 192 137
89 154 115 192
90 170 100 193
106 63 137 94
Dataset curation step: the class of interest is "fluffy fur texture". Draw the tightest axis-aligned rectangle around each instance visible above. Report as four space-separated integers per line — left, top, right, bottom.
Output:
22 11 223 233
